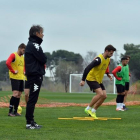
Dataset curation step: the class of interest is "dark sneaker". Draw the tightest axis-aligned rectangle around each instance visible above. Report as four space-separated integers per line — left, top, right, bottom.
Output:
26 121 42 129
123 106 128 110
14 113 21 116
26 124 41 129
8 112 15 117
34 122 42 128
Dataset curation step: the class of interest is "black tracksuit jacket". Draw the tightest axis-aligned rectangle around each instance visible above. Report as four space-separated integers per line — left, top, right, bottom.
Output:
25 35 47 79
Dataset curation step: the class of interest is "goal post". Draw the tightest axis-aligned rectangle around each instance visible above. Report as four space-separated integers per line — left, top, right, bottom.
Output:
69 74 116 94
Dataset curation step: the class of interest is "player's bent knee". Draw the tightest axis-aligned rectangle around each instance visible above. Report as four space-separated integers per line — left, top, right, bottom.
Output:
104 95 107 99
102 94 107 99
98 93 105 98
13 92 19 98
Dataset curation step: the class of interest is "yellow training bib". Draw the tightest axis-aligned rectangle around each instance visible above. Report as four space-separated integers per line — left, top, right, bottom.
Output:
9 52 24 80
86 54 110 84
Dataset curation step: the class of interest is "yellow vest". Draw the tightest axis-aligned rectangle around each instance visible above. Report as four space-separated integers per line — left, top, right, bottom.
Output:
9 52 24 80
86 54 110 84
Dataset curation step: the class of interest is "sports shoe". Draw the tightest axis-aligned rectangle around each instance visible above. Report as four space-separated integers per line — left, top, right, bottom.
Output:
14 113 21 116
90 112 98 119
8 112 15 117
120 108 125 111
116 108 124 111
26 121 42 129
116 108 121 111
26 124 41 129
85 108 92 116
123 106 128 111
34 122 42 128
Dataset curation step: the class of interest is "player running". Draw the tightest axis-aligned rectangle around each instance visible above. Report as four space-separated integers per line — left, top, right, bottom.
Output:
80 45 116 119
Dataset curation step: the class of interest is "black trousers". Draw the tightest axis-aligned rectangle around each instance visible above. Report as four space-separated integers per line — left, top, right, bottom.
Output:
25 75 43 124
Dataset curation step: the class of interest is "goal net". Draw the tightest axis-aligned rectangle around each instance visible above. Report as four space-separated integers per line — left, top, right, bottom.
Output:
69 74 116 94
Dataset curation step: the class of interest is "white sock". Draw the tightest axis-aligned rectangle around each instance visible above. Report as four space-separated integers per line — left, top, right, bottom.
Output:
86 106 92 110
118 103 122 108
121 103 123 109
116 103 120 109
91 108 96 113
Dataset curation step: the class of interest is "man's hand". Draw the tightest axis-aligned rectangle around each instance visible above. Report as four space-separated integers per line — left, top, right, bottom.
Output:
107 74 113 81
14 70 18 74
93 57 97 60
79 81 85 86
117 77 122 81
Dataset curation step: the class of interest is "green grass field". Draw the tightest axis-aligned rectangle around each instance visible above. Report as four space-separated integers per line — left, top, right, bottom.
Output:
0 91 140 140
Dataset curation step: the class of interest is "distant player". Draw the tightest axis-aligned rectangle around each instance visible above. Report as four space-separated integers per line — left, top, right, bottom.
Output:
80 45 116 119
123 55 131 110
6 43 26 116
112 57 128 111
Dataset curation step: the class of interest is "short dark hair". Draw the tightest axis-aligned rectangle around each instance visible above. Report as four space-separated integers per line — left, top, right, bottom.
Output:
105 45 116 52
124 55 130 59
29 25 43 36
121 57 128 61
18 43 26 49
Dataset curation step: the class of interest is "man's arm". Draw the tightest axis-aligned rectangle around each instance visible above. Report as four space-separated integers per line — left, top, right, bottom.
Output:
112 66 122 80
105 66 109 75
6 53 17 74
129 67 131 77
105 63 113 81
82 57 101 81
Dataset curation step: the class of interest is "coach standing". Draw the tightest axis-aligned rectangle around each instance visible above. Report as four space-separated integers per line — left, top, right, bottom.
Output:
25 25 47 129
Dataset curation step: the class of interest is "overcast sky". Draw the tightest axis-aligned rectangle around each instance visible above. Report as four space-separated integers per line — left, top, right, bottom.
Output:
0 0 140 61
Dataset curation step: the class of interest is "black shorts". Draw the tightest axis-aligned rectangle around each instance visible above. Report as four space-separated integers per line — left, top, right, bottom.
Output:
125 82 129 91
86 80 105 92
116 84 125 93
11 79 24 92
25 80 30 89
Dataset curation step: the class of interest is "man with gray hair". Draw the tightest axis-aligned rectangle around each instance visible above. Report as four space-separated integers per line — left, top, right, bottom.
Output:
25 25 47 129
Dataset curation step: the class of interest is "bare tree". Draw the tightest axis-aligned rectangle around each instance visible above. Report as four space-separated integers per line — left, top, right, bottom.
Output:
82 51 97 69
55 60 78 92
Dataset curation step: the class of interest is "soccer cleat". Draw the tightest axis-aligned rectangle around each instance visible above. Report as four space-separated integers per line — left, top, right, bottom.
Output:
14 113 21 116
116 108 124 111
116 108 121 111
26 124 41 129
84 108 92 116
123 106 128 111
8 112 15 117
120 108 125 111
34 122 42 128
90 112 98 119
26 121 42 129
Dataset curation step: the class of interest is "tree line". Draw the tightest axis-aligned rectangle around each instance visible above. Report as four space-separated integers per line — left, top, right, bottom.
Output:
121 44 140 81
1 46 138 92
